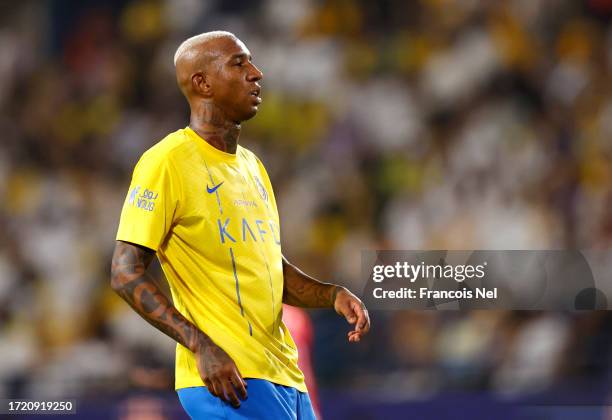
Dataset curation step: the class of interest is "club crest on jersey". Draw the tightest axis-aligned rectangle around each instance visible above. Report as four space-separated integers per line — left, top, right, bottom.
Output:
254 176 268 202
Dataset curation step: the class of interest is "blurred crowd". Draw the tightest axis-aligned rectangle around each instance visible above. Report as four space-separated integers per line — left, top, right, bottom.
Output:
2 0 612 407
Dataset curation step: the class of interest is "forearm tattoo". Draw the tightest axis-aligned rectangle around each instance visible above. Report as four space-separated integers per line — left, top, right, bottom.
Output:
110 241 210 352
282 257 337 308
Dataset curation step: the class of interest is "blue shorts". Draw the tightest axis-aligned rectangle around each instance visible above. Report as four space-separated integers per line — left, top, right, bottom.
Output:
177 379 316 420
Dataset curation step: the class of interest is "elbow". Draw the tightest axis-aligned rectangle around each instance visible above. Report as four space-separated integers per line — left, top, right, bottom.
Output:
110 273 121 293
110 259 124 293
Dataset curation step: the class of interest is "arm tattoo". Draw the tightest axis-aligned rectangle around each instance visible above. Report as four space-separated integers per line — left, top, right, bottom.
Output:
282 256 337 308
110 241 212 352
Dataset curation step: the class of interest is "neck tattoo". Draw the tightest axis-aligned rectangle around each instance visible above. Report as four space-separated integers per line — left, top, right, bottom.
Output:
190 102 241 154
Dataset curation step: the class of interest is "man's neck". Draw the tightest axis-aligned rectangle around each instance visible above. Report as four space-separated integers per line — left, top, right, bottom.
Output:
189 101 241 154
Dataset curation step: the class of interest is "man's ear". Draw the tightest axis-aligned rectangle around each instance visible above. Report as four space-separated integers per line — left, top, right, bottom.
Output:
192 72 212 97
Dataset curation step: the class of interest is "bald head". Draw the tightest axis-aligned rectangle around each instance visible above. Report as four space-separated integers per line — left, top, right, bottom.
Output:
174 31 239 99
174 31 263 124
174 31 237 67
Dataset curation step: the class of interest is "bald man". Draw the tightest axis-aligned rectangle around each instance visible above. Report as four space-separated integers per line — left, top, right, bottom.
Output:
110 31 370 419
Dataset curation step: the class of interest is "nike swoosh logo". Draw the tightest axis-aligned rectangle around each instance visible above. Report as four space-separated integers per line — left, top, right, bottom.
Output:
206 182 224 194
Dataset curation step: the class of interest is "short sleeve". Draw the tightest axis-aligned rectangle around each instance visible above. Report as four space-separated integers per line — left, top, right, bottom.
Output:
116 152 181 251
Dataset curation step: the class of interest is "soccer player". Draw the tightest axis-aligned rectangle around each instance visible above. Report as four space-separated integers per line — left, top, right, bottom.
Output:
110 31 370 419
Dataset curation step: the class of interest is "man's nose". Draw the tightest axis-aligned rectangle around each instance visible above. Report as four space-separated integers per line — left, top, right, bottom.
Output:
247 63 263 81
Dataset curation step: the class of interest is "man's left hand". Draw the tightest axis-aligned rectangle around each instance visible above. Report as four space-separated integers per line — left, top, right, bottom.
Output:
333 287 370 343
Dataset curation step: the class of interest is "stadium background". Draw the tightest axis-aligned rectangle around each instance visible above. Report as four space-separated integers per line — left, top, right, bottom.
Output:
1 0 612 418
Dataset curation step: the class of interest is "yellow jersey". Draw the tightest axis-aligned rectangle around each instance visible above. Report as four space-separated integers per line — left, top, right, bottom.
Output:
116 127 306 392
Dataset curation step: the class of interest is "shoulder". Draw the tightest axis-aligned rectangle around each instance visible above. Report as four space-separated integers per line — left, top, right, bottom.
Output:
137 128 196 170
237 145 266 170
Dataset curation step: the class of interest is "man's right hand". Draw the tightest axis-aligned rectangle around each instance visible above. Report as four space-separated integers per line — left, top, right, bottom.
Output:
194 337 248 408
111 241 249 406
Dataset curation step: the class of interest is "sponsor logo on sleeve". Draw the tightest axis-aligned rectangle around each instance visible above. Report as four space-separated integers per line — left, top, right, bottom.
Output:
128 186 140 205
128 185 158 212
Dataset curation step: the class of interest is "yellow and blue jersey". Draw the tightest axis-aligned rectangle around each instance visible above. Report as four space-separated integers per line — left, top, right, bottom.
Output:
116 127 306 392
